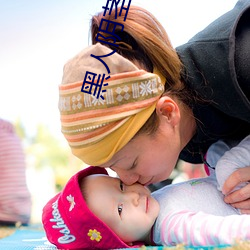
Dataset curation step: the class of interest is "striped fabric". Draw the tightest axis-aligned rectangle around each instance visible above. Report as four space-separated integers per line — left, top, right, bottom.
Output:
159 210 250 246
59 70 164 165
59 70 164 148
58 43 165 165
0 119 31 224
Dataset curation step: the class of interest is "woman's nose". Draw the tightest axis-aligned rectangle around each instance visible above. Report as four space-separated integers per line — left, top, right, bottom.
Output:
112 168 139 185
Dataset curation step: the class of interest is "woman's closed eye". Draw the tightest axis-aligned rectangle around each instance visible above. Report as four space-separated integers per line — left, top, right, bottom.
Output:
120 180 124 191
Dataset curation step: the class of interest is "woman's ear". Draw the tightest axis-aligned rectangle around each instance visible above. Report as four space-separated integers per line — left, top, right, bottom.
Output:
156 96 180 126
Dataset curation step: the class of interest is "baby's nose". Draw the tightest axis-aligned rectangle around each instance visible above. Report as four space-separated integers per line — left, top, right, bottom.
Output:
126 191 140 206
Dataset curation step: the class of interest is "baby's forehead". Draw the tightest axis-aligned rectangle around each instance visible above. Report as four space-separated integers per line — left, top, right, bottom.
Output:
85 173 116 180
80 174 118 200
82 174 120 185
82 175 121 200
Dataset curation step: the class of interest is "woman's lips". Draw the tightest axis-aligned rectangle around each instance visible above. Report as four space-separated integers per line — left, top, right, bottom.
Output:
143 177 154 186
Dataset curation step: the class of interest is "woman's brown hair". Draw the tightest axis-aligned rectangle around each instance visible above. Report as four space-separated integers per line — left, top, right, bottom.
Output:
90 5 193 135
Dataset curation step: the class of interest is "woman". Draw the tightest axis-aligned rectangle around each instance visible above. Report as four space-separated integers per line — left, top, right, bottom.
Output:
59 1 250 211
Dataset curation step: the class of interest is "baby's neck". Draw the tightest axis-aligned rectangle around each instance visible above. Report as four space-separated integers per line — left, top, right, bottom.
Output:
142 226 154 245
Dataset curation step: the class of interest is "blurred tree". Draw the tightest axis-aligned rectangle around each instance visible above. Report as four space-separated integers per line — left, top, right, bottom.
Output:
14 118 26 139
28 124 69 169
14 120 85 191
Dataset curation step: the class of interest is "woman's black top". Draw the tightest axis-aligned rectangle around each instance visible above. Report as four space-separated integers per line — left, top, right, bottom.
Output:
176 0 250 163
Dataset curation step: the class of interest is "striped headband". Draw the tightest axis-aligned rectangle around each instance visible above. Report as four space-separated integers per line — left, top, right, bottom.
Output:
59 43 165 165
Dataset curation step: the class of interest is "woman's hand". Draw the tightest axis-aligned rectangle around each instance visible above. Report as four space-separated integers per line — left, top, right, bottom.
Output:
223 166 250 214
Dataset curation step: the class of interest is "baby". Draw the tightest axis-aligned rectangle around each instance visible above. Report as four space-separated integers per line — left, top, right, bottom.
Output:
42 135 250 249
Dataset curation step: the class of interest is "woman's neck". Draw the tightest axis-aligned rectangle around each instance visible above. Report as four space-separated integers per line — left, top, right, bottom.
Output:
179 103 197 149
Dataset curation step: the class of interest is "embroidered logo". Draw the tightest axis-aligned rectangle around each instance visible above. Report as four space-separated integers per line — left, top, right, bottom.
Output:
67 195 76 211
88 229 102 242
190 180 203 186
50 200 76 244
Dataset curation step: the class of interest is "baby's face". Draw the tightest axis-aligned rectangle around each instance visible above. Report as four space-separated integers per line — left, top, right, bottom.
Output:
84 174 160 244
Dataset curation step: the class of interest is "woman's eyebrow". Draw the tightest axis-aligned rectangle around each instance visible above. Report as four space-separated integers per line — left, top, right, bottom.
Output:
109 156 127 170
129 156 138 170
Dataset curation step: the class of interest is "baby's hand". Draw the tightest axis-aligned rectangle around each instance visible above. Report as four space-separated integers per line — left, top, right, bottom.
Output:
223 166 250 214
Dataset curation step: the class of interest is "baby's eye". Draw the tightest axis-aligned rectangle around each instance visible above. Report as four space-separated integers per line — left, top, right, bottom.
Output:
118 204 123 216
120 180 124 191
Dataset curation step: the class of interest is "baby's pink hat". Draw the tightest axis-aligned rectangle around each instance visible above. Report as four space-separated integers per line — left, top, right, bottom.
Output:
42 166 142 249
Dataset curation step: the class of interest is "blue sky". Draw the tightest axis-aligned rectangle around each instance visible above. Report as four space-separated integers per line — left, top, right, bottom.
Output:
0 0 238 139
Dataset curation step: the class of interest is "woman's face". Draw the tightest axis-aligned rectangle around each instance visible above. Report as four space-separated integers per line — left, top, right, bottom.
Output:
100 118 182 186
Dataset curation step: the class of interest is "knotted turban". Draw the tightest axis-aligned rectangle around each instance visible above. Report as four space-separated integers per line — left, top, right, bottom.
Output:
59 43 165 165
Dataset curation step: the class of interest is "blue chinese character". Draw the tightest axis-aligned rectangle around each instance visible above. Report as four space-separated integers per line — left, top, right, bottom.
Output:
96 19 124 47
102 0 132 21
81 71 110 100
91 49 116 74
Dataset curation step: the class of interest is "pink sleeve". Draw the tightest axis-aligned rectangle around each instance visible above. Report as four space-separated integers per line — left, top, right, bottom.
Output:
160 210 250 246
